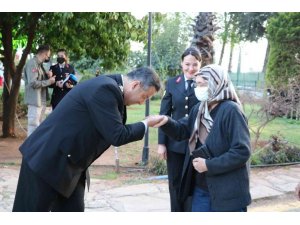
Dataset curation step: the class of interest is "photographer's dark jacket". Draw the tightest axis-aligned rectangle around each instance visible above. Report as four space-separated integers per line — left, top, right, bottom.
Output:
49 63 76 109
160 100 252 211
19 74 145 197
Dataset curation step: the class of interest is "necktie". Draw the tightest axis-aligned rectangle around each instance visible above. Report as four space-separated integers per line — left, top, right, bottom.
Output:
186 80 193 95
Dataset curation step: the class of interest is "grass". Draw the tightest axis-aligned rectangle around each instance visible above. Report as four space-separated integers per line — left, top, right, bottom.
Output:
125 99 300 155
243 103 300 147
93 171 119 180
1 91 299 166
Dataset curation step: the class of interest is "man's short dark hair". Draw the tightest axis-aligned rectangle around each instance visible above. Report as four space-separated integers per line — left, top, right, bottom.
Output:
127 67 161 92
57 48 68 56
37 45 50 54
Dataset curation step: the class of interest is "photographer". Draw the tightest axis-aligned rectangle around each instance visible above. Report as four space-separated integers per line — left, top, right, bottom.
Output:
49 49 77 110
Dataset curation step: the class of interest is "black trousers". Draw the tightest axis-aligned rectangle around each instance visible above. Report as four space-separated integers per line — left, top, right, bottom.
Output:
12 160 86 212
166 150 187 212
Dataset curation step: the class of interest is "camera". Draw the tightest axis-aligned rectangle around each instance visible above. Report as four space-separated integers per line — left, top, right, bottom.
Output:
63 73 78 86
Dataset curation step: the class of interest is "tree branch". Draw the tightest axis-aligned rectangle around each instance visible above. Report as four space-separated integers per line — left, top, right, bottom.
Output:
17 12 44 74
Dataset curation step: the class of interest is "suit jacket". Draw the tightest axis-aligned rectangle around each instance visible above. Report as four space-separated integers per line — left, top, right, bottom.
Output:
160 100 252 211
20 74 145 197
158 74 198 154
49 63 76 108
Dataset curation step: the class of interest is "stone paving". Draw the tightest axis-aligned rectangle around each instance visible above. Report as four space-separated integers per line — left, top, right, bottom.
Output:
0 164 299 212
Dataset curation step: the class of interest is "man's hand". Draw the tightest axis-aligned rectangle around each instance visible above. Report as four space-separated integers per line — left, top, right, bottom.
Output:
145 115 168 127
47 70 53 78
56 80 63 88
157 144 167 160
49 76 56 84
65 82 74 89
192 157 208 173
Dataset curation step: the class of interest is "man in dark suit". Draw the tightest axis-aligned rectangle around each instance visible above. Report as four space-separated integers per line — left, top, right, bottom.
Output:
12 67 162 212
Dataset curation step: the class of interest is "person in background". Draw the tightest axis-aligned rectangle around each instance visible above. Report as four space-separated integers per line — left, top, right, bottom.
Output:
23 45 56 136
157 46 202 212
12 67 163 212
49 49 76 110
153 64 252 212
95 69 101 77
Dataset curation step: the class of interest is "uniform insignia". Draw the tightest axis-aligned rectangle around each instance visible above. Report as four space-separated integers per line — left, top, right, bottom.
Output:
119 85 124 93
176 76 181 83
32 68 38 73
163 90 166 97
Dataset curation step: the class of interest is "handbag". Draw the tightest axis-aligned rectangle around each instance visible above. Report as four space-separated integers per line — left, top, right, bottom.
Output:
191 144 213 159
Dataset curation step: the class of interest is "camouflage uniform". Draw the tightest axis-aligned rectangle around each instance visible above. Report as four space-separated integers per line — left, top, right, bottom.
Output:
23 56 53 136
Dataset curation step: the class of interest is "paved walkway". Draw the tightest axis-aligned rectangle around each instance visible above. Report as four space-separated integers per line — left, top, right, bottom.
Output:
0 164 299 212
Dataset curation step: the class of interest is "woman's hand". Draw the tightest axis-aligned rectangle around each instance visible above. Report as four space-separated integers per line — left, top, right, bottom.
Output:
145 115 168 128
157 144 167 160
192 157 208 173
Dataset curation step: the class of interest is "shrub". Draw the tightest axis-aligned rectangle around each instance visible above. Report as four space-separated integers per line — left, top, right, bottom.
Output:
17 91 27 117
151 92 162 101
250 133 300 165
285 146 300 162
147 156 167 175
79 71 95 82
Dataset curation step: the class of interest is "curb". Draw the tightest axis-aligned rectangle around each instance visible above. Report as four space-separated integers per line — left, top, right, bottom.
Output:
251 191 296 202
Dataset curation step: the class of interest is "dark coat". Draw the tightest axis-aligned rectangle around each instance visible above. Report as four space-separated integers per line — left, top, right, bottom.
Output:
161 100 252 211
158 74 198 154
49 63 76 109
20 75 145 197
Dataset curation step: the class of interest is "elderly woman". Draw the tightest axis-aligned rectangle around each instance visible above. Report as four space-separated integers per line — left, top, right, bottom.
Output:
154 64 252 212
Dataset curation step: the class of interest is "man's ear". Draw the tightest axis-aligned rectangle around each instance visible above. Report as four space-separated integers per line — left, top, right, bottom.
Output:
131 80 140 90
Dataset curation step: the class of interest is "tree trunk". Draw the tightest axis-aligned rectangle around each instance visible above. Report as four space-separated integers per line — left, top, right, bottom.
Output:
262 41 270 74
228 42 234 73
219 40 226 65
1 12 42 137
218 13 229 65
2 73 20 137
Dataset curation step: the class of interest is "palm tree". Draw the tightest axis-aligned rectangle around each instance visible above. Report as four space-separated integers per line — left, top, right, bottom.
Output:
191 12 219 66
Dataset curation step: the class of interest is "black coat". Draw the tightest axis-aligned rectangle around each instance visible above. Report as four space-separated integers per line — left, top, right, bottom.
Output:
161 100 252 211
158 74 198 154
20 74 145 197
49 63 76 108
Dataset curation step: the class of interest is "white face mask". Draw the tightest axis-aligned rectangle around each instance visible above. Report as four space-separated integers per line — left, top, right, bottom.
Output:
194 86 209 101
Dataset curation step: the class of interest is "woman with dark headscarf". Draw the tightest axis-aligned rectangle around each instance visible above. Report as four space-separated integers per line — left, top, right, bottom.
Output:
153 64 251 212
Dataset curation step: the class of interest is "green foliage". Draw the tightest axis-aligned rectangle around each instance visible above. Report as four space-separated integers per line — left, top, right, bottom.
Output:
1 12 149 136
147 156 167 175
230 12 275 42
152 13 192 78
127 13 192 80
251 133 300 165
73 57 103 76
266 12 300 87
79 72 95 82
127 51 147 69
35 12 147 70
